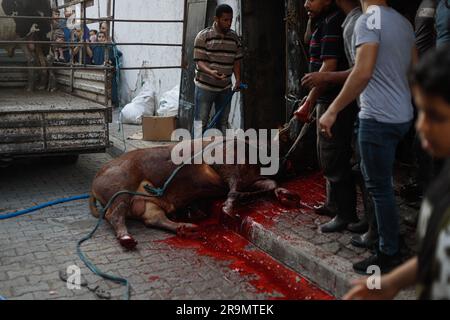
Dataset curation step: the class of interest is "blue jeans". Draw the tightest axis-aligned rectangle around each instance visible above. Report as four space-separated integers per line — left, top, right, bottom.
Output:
194 86 232 137
358 118 412 255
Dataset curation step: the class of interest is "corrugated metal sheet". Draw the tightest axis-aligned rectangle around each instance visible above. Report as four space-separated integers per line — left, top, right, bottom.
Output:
0 49 28 88
55 69 110 105
0 91 109 157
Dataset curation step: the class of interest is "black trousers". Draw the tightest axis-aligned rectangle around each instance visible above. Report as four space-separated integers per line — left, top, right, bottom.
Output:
316 101 358 221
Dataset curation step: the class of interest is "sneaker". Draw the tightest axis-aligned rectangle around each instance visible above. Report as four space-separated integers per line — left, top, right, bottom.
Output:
353 251 403 275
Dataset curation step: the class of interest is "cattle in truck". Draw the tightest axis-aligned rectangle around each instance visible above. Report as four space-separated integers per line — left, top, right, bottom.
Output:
0 0 52 91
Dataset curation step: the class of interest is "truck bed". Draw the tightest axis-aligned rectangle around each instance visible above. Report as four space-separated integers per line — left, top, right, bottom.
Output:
0 89 107 113
0 89 110 158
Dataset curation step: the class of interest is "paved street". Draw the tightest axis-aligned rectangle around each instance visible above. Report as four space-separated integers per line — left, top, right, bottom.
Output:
0 153 330 300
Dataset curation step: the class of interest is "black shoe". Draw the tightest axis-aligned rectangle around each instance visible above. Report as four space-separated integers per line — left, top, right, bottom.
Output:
314 205 337 217
320 215 354 233
353 251 402 275
351 231 378 249
347 218 369 234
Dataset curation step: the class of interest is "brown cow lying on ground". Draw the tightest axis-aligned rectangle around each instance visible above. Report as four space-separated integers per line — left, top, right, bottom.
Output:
90 136 300 249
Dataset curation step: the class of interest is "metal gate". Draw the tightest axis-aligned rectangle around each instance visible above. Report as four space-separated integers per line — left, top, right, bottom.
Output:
0 0 187 159
0 0 187 110
178 0 216 132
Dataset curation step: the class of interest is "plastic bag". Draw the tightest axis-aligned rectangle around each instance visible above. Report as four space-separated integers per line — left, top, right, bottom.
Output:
120 82 156 124
157 85 180 117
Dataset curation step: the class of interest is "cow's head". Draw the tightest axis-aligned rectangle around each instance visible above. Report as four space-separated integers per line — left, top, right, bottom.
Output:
3 0 52 40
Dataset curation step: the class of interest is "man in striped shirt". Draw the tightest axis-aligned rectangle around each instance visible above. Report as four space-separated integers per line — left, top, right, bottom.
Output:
193 4 243 137
295 0 358 233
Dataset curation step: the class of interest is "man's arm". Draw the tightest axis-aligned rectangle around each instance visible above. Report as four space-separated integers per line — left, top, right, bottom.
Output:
302 69 353 89
319 43 378 137
72 45 80 57
344 257 418 300
85 45 93 58
328 43 378 113
196 61 226 81
294 58 338 122
305 58 339 107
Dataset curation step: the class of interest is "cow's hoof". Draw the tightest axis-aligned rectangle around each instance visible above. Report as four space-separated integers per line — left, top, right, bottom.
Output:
176 224 202 240
275 188 301 208
119 235 138 250
222 198 237 216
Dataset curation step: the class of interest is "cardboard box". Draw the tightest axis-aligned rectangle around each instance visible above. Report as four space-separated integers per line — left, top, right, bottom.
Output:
142 116 177 141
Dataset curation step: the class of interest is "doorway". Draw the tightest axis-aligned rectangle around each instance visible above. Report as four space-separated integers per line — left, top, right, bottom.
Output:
241 0 286 130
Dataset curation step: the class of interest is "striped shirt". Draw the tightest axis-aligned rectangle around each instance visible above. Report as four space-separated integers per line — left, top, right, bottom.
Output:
194 23 243 92
309 9 347 103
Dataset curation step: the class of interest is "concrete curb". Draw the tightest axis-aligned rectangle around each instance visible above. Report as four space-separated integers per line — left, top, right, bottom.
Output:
241 216 356 298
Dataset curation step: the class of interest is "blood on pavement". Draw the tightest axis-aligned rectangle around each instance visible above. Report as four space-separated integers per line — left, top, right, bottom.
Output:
159 172 333 300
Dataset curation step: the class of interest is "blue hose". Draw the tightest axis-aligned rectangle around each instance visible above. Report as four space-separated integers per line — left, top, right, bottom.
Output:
0 195 90 220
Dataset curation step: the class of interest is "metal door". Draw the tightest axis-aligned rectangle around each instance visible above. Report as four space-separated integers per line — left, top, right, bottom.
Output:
178 0 217 132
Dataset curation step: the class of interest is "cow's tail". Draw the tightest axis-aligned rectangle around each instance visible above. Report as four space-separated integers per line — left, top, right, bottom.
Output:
89 193 101 218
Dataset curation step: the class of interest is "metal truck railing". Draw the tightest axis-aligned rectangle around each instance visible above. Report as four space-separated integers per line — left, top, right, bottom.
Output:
0 0 187 109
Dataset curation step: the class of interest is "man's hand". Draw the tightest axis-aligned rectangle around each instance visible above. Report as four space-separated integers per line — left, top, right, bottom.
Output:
210 70 227 81
343 276 399 300
301 72 328 89
233 79 242 92
319 109 337 139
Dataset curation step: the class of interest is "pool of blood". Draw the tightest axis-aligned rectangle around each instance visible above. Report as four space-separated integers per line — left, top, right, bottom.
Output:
159 172 333 300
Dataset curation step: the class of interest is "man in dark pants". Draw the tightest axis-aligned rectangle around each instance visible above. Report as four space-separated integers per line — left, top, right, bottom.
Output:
295 0 359 233
320 0 417 274
345 45 450 300
301 0 377 246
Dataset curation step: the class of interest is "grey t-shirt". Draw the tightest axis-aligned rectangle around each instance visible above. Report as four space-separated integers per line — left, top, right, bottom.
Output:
354 6 415 123
342 7 362 66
